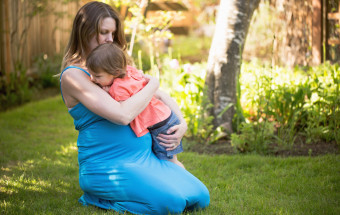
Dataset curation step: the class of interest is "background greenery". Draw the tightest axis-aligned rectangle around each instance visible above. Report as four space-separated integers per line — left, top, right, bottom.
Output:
0 97 339 214
148 51 339 154
1 34 339 155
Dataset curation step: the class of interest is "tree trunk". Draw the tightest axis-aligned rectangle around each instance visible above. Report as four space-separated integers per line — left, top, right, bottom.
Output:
206 0 260 132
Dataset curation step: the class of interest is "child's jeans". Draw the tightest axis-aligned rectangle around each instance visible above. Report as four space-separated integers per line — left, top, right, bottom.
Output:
148 111 184 160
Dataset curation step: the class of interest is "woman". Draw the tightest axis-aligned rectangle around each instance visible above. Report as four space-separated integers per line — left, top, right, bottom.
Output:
59 1 210 214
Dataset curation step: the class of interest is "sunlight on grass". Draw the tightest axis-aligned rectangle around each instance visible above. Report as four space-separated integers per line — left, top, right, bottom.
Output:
57 142 78 156
1 96 339 214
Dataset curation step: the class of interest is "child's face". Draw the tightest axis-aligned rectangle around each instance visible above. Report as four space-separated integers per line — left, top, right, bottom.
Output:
89 69 115 88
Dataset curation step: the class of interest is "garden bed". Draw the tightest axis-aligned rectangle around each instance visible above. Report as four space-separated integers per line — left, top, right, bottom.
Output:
185 138 339 157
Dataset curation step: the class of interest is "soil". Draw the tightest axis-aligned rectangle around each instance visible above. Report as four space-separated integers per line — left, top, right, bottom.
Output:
185 138 339 157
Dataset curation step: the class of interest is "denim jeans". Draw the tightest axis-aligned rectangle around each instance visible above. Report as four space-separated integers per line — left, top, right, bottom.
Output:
148 111 184 160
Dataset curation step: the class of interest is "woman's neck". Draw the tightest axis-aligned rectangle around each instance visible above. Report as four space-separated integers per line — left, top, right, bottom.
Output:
70 60 86 68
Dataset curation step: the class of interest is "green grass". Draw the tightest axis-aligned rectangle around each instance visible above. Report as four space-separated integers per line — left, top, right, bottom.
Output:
171 35 211 62
1 96 339 214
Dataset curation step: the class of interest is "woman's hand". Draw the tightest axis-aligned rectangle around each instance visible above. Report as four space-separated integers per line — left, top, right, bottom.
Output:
157 121 188 151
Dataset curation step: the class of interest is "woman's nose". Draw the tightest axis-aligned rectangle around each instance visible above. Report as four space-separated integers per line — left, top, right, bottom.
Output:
90 75 95 82
106 34 113 43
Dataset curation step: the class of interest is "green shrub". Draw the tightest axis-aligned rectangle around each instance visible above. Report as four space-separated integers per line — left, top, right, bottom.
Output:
303 63 340 144
240 61 340 146
231 121 275 154
32 54 61 89
0 54 61 111
0 62 33 111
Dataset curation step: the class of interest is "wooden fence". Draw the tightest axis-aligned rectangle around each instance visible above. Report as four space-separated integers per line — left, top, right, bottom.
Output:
0 0 83 81
312 0 340 65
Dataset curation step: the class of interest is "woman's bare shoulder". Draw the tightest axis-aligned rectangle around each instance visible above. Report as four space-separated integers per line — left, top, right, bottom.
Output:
60 67 93 106
61 67 90 84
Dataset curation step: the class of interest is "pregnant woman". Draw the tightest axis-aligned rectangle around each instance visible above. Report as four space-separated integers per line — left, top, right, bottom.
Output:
59 1 210 214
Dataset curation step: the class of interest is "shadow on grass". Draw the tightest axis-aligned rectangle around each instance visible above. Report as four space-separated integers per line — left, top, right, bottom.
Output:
1 142 82 213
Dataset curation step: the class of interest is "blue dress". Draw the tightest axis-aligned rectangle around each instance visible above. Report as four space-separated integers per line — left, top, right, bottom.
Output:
60 66 210 215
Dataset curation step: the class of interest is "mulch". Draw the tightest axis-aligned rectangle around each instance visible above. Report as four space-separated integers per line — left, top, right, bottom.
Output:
185 139 339 157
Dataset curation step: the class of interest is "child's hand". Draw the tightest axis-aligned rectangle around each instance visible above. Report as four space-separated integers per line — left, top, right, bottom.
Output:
143 74 159 89
142 74 153 82
102 86 110 93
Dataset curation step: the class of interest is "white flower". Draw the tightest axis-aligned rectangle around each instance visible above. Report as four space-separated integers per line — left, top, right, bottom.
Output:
183 63 192 73
169 59 180 69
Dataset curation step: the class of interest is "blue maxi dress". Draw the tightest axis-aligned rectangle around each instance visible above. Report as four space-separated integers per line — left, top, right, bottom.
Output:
60 66 210 215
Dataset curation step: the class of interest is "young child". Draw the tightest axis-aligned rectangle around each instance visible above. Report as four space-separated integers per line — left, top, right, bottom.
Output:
86 43 184 168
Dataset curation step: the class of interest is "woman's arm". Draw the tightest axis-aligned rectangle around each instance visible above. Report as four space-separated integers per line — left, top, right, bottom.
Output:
154 90 188 150
61 68 159 125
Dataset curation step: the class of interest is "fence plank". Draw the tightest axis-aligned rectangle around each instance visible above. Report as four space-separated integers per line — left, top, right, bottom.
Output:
4 0 11 83
327 3 340 45
312 0 322 65
0 0 80 75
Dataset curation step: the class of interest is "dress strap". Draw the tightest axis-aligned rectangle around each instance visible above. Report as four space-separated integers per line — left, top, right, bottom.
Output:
59 66 91 103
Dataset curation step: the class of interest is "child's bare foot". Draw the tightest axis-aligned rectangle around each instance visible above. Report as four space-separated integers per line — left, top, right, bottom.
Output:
169 155 185 169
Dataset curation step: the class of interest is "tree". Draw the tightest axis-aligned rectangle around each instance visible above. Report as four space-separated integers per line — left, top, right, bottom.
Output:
206 0 260 132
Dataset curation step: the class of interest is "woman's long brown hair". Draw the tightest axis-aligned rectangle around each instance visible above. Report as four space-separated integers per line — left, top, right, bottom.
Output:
61 1 127 71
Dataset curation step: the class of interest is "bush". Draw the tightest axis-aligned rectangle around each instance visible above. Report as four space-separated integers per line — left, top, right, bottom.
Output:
239 61 340 150
32 54 61 89
231 121 275 154
0 54 61 111
0 62 33 111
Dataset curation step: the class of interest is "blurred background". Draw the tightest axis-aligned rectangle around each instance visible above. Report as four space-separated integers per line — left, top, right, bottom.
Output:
1 0 339 72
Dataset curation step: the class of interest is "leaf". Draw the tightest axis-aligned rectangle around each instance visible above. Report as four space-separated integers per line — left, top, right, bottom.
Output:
217 103 234 118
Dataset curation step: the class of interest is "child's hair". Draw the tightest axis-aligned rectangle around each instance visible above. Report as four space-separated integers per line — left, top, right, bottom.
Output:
86 43 127 78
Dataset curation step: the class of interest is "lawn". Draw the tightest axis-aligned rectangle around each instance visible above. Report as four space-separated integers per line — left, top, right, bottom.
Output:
0 96 339 215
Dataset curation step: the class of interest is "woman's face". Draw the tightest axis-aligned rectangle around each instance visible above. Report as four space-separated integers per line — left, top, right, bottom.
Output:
89 17 117 52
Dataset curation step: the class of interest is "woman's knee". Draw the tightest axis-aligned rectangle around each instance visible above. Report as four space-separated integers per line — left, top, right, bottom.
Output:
151 193 187 214
188 185 210 211
201 186 210 208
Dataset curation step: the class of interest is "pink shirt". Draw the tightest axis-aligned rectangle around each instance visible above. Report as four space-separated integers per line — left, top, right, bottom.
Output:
109 66 171 137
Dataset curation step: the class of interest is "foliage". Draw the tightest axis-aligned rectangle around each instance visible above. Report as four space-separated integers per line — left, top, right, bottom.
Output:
170 35 212 62
32 54 62 89
0 55 61 111
302 63 340 144
1 97 339 214
229 61 340 153
0 62 33 111
148 57 225 144
105 0 181 71
231 121 275 154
